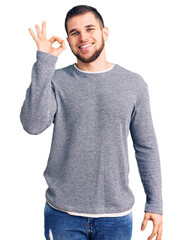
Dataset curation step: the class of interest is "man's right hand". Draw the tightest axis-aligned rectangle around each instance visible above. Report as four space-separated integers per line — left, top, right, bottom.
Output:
28 21 66 57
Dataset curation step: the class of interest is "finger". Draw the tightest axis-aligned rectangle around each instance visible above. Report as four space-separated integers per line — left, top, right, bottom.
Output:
28 28 39 42
35 24 43 40
49 36 62 43
148 225 158 240
56 40 66 53
156 224 163 240
59 40 66 50
141 217 149 231
42 21 47 39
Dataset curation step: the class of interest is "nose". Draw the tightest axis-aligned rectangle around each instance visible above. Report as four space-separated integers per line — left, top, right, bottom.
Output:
79 30 89 42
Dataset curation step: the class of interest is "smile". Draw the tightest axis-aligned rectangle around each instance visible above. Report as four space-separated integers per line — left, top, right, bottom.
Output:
78 43 94 51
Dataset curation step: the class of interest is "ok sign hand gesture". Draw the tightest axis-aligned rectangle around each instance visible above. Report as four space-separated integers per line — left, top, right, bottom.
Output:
28 21 66 57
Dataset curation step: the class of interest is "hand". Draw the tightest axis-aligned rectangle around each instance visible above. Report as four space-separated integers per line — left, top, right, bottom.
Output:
141 212 163 240
28 21 66 57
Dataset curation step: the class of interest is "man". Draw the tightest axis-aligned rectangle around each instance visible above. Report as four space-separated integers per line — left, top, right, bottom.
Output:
20 5 163 240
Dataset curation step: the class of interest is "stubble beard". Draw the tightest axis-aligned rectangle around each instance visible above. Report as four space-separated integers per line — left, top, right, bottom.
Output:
71 38 105 64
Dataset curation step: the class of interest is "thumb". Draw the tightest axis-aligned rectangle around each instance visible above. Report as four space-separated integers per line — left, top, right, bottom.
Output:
56 40 66 54
141 214 149 231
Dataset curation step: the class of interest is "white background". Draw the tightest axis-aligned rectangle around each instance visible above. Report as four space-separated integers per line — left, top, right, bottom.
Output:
1 0 183 239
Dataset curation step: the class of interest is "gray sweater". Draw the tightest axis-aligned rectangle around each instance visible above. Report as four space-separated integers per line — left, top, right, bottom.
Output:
20 50 163 215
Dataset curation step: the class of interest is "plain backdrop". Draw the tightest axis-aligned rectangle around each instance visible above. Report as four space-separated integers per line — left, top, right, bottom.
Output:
1 0 183 239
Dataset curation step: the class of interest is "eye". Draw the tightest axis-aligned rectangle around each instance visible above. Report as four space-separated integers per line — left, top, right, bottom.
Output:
87 28 94 32
71 32 79 36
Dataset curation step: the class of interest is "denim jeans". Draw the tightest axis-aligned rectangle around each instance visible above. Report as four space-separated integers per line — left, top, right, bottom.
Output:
44 202 133 240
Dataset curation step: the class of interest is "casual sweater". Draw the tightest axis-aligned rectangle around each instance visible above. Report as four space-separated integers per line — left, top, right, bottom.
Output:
20 50 163 217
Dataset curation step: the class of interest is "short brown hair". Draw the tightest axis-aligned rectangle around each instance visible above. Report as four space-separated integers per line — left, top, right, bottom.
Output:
65 5 105 35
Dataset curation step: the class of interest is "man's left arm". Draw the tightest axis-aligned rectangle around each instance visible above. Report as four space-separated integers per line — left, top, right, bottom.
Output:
129 75 163 240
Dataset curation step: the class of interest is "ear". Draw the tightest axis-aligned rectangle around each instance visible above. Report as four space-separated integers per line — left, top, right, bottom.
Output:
66 36 69 43
66 36 72 48
102 27 109 42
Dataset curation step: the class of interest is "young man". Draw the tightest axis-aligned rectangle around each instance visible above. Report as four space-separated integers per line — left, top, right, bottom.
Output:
20 5 163 240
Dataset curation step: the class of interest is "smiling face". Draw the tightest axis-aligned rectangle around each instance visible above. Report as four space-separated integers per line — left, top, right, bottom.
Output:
66 12 109 63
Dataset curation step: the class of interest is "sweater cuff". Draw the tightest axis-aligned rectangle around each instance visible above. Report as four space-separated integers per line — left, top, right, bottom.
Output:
36 50 58 67
145 202 163 215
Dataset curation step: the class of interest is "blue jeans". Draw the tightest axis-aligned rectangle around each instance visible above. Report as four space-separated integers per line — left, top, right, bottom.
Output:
44 202 133 240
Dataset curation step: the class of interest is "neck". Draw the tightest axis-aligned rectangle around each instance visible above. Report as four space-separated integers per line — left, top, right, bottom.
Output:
75 48 113 72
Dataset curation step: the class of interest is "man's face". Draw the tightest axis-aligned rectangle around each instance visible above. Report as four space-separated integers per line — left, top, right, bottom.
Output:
66 12 109 63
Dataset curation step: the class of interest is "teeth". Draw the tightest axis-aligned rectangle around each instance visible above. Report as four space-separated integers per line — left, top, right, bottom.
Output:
80 44 92 49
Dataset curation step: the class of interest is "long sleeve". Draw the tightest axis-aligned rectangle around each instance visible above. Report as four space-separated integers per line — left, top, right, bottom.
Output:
20 50 58 135
130 78 163 215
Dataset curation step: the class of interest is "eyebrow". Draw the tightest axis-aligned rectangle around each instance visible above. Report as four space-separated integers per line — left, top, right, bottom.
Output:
68 24 96 35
